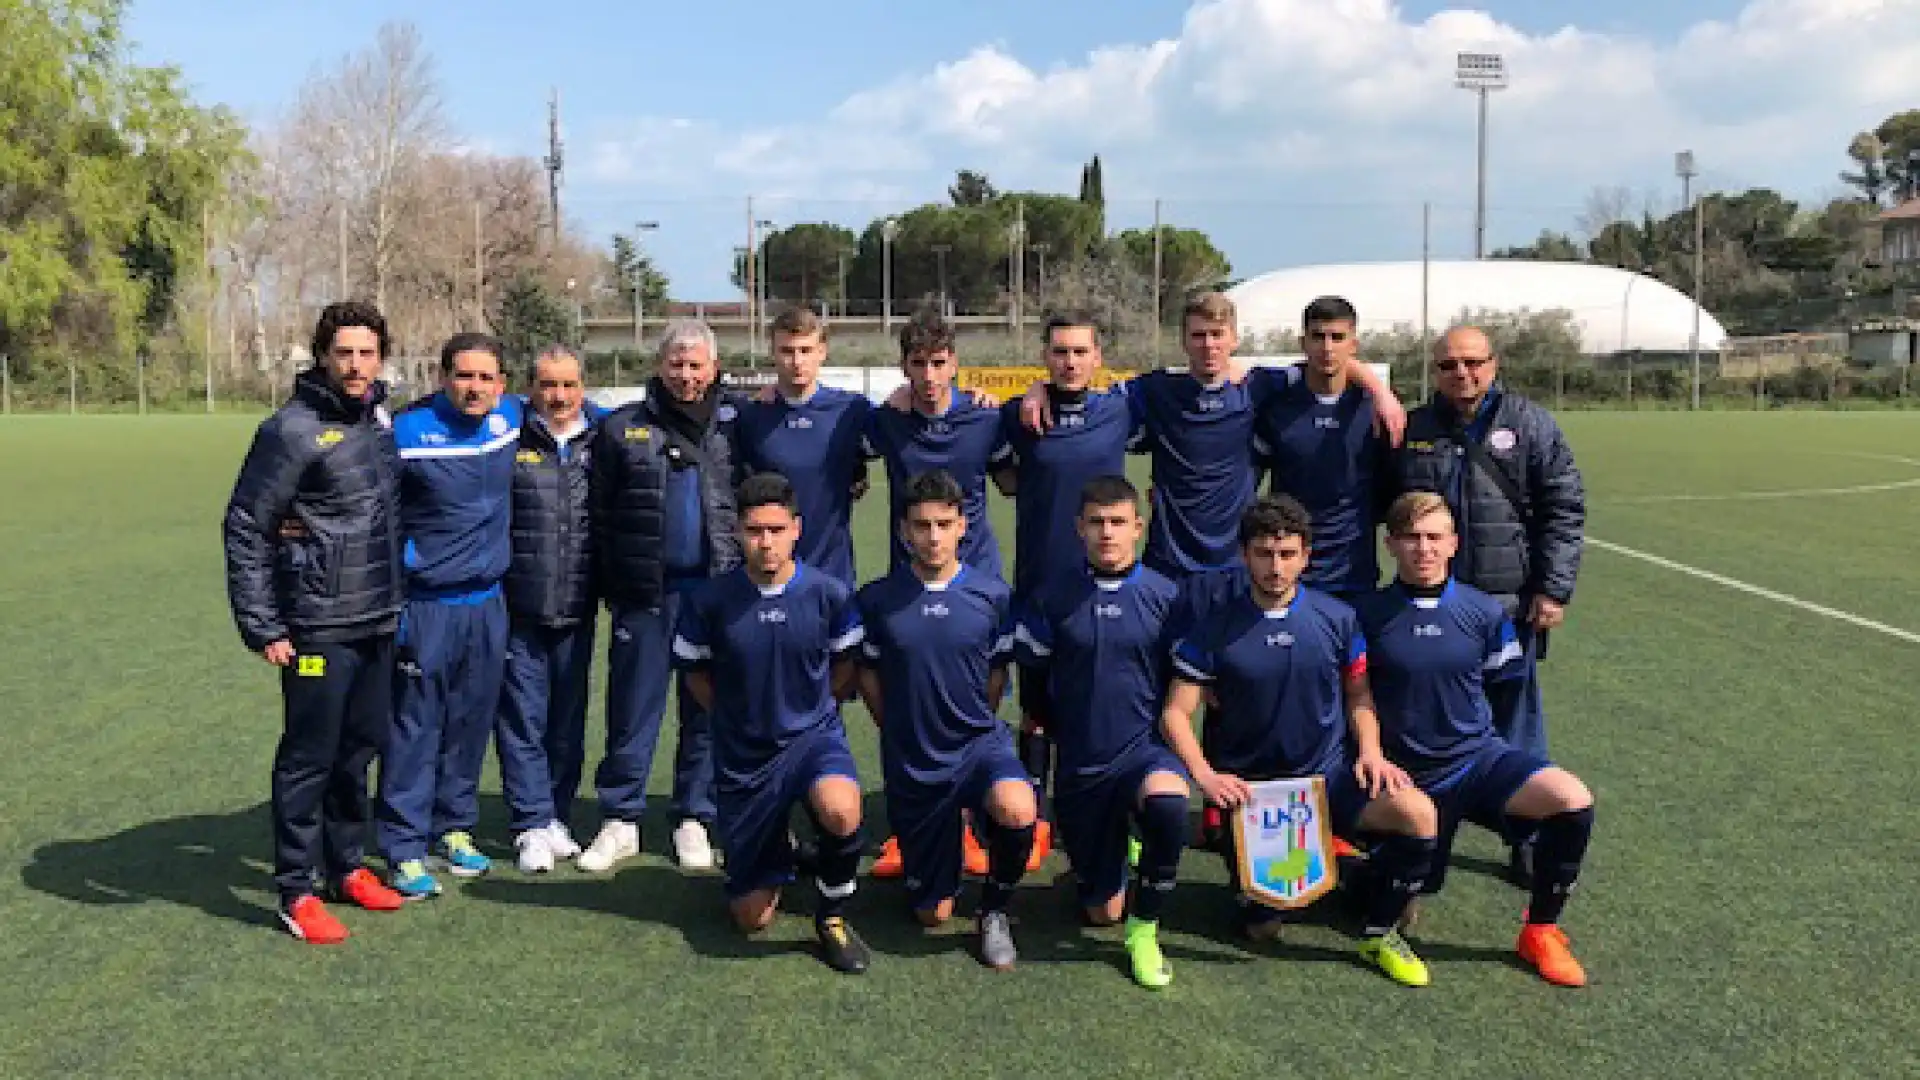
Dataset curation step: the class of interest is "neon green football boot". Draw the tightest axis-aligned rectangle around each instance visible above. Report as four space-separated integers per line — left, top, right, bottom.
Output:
1125 917 1172 990
1360 929 1431 987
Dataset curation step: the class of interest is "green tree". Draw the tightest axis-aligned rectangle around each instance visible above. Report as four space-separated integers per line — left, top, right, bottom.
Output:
1078 155 1106 233
610 232 669 310
949 169 997 207
493 271 576 366
1113 226 1232 323
1491 230 1584 261
0 0 242 365
732 222 856 307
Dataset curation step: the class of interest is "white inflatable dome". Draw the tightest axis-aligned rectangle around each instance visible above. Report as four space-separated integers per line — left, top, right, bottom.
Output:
1226 260 1727 354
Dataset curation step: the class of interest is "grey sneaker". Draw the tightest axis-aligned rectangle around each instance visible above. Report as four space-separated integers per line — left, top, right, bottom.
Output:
978 911 1018 970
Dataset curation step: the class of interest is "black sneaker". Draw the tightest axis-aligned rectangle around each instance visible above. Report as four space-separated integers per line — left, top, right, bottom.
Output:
816 916 871 974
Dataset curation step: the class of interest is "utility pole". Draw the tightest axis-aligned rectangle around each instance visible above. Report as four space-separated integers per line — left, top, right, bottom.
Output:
1151 198 1164 365
881 218 899 335
473 201 485 328
931 244 952 315
836 250 849 318
337 202 348 299
543 89 564 262
1420 200 1432 402
204 201 215 413
1677 150 1702 410
754 215 775 358
745 198 758 358
1030 242 1050 314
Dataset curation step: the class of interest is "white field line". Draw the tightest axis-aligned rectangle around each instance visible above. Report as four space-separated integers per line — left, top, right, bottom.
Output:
1586 538 1920 646
1607 451 1920 504
1593 451 1920 644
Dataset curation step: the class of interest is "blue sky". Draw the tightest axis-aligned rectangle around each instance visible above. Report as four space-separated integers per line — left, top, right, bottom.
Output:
130 0 1912 299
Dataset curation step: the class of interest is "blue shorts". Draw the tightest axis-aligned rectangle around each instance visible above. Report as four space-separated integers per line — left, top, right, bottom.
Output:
1052 745 1188 908
1419 738 1550 832
885 734 1029 912
714 728 859 900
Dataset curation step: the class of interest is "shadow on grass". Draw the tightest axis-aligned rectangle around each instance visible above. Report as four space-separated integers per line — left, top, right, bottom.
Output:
19 802 280 932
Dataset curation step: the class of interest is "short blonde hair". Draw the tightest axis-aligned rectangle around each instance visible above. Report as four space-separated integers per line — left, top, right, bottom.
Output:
1385 491 1454 536
770 304 827 342
1182 292 1237 328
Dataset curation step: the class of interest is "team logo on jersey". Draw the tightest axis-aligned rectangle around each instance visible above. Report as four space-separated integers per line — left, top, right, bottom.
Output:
1094 603 1123 619
786 414 814 430
1234 777 1339 911
1265 631 1295 647
315 429 345 448
921 601 950 618
926 420 952 435
757 608 788 624
1058 412 1086 428
1488 428 1517 452
625 426 651 441
517 450 544 464
488 414 510 437
420 431 448 445
1314 416 1341 429
373 404 392 429
1196 395 1226 412
716 403 737 423
1413 623 1443 637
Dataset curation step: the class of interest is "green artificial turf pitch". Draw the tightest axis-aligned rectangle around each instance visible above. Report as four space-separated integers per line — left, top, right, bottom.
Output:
0 412 1915 1078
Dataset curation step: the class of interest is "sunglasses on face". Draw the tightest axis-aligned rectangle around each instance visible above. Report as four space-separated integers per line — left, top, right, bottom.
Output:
1435 355 1492 373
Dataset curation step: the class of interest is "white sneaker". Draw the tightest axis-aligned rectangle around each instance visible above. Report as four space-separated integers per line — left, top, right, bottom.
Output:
576 820 640 873
545 820 582 859
515 828 555 874
672 819 715 871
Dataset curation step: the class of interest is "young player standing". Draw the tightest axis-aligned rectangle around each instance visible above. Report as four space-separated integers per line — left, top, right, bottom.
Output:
732 306 872 587
1013 476 1188 989
1254 296 1392 601
1160 496 1441 987
672 474 872 974
1357 493 1596 988
856 472 1036 969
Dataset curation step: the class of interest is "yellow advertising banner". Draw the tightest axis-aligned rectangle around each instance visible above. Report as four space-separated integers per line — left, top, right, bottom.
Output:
956 367 1140 394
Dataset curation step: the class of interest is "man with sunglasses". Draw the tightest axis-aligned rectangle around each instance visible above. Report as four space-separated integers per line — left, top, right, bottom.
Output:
1390 325 1585 886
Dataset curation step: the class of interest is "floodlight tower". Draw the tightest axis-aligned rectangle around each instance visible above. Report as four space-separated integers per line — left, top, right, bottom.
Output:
1455 52 1508 259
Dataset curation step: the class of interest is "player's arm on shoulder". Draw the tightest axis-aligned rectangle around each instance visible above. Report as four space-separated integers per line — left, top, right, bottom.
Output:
1347 358 1406 446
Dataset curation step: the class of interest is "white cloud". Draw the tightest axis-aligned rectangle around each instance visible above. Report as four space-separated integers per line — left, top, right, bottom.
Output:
580 0 1920 289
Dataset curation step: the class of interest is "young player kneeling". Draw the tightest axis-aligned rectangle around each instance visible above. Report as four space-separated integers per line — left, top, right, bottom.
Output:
1013 476 1189 989
1357 492 1595 988
857 472 1036 970
1161 495 1441 987
672 474 872 974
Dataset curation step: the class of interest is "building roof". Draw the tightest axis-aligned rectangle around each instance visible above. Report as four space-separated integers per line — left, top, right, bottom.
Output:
1877 198 1920 222
1225 259 1728 354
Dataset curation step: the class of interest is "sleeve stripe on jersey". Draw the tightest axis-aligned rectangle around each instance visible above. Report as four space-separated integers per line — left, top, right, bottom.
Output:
670 635 711 662
828 625 866 653
1483 639 1523 670
860 640 881 660
398 428 520 459
990 633 1015 658
989 445 1014 465
1172 653 1212 683
1344 653 1368 679
1012 622 1051 658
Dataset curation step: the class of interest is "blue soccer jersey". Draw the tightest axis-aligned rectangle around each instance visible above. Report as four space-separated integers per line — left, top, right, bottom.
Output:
998 389 1136 598
856 565 1015 789
670 563 864 789
393 392 521 596
732 388 871 586
1253 381 1388 596
864 396 1011 576
1353 580 1524 786
1170 586 1366 778
1122 367 1298 577
1013 564 1180 789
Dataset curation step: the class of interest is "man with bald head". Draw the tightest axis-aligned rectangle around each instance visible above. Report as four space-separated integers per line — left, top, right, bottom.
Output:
1389 324 1585 884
